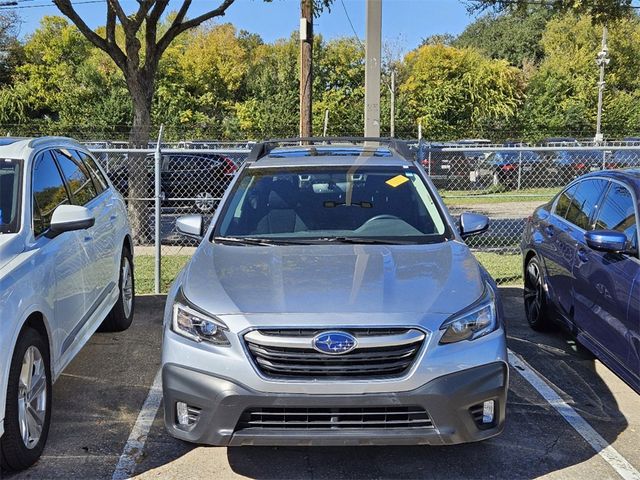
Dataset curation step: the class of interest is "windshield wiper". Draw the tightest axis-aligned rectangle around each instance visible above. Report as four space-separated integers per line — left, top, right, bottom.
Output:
315 236 418 245
213 236 276 246
213 236 310 246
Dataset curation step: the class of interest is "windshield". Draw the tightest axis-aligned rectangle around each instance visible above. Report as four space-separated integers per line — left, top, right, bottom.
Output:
215 166 450 244
0 159 22 234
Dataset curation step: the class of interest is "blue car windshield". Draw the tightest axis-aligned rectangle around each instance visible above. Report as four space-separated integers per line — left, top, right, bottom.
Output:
0 159 22 234
215 166 450 244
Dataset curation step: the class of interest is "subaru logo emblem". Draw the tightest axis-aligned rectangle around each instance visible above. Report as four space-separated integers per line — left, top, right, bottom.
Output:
312 331 357 355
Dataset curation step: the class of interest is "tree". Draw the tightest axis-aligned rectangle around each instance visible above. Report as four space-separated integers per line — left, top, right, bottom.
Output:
313 37 365 135
52 0 239 146
455 8 552 67
235 35 300 138
400 44 524 139
469 0 634 24
0 13 22 87
522 12 640 138
52 0 333 145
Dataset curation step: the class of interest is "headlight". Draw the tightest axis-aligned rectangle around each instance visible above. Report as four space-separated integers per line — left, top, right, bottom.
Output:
439 286 497 344
172 301 230 346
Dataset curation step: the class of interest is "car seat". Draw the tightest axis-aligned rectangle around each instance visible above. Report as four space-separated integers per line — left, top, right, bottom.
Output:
255 180 307 234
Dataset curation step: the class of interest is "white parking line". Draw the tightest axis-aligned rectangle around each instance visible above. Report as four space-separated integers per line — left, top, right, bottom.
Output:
508 349 640 480
111 369 163 480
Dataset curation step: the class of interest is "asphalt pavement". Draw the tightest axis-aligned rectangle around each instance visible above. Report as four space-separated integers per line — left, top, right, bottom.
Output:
3 289 639 480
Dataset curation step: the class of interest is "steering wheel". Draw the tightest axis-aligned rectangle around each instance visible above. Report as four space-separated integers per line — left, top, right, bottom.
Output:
359 214 401 227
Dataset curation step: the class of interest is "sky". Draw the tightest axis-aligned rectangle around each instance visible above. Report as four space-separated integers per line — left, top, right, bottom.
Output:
9 0 479 53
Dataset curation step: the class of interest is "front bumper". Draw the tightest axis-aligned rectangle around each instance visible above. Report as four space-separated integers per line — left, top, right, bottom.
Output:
162 361 508 446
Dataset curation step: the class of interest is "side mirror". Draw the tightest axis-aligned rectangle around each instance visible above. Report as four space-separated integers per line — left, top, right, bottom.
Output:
584 230 627 253
459 212 489 238
47 205 95 238
176 215 204 240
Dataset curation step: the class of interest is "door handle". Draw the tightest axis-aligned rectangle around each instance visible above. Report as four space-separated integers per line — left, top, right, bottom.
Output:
545 225 554 237
577 248 588 262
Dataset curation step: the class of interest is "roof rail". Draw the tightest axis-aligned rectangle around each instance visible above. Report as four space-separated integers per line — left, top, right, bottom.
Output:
246 137 414 163
28 136 79 149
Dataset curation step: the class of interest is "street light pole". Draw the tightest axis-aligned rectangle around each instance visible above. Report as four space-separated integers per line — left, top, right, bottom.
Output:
389 70 395 138
595 26 609 143
364 0 382 138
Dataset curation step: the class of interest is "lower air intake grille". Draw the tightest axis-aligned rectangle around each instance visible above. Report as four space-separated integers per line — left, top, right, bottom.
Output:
236 406 434 431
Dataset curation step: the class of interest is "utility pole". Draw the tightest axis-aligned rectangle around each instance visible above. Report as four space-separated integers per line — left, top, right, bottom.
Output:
300 0 313 139
364 0 382 138
595 26 609 143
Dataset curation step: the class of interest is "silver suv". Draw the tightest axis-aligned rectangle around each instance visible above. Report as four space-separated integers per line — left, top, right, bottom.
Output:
162 138 508 446
0 137 134 471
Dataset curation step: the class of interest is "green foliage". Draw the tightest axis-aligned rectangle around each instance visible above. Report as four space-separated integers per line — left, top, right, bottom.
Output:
522 13 640 138
469 0 635 24
401 44 524 140
455 8 552 67
7 6 640 142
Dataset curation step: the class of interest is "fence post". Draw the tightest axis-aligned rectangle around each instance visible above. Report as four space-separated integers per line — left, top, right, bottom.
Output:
602 150 606 170
154 125 164 295
517 150 522 191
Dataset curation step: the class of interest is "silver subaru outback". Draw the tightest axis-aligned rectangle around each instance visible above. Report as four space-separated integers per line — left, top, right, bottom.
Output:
161 139 508 446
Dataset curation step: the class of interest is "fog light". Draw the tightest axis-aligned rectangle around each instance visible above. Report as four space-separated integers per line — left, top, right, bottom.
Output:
482 400 495 424
176 402 189 426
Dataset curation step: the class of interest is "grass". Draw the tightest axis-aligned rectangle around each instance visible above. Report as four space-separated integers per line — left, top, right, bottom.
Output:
441 186 559 206
474 252 522 285
134 255 190 295
134 251 522 295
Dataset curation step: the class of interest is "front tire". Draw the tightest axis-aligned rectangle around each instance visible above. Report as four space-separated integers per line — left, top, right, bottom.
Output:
100 246 135 332
0 328 52 472
523 256 554 331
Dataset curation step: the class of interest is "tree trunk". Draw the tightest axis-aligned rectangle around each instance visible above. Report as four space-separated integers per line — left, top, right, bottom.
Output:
126 72 155 245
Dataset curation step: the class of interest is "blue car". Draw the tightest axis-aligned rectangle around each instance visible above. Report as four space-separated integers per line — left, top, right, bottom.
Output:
521 170 640 394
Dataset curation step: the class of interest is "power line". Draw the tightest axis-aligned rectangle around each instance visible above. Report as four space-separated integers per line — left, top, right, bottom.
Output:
0 0 105 9
339 0 364 51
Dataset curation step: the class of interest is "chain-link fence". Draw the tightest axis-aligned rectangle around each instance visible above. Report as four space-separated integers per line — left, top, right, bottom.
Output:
88 141 640 289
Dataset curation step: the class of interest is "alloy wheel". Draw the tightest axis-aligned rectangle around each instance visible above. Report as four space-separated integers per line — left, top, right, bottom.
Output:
18 346 47 450
524 260 544 324
122 257 134 319
195 192 215 212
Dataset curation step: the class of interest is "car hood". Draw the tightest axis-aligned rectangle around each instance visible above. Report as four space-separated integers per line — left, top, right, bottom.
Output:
182 240 485 316
0 234 23 271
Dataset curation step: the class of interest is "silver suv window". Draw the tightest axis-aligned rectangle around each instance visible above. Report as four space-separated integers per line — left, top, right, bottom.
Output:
0 159 21 234
32 152 71 237
54 149 98 206
216 166 449 243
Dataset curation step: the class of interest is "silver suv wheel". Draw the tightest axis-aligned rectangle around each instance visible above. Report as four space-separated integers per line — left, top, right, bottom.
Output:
122 256 134 319
18 346 47 450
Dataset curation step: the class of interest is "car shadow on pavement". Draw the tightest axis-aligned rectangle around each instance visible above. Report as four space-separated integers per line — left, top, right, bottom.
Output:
221 287 630 480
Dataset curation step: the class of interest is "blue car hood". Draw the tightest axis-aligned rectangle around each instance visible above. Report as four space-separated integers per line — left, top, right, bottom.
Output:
182 240 485 316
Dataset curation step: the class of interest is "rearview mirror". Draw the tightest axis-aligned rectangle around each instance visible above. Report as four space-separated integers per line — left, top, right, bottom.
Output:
584 230 627 253
47 205 95 238
459 212 489 239
176 215 204 240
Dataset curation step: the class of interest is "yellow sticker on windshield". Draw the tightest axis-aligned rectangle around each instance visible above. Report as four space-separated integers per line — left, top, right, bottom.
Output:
385 175 409 188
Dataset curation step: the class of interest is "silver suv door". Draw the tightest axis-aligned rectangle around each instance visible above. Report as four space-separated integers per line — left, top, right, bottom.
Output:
73 149 121 295
31 150 90 360
53 149 116 309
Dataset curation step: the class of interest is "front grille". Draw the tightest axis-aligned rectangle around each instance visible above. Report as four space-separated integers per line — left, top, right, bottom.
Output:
244 328 426 379
236 406 434 431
